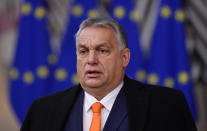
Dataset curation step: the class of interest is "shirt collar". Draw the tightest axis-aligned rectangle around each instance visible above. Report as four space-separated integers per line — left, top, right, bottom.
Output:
84 81 123 112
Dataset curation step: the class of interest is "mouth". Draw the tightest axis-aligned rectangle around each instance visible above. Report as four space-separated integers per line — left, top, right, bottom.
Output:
86 70 102 78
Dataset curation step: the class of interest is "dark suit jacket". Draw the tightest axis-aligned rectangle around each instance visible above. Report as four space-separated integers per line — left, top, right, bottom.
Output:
21 76 197 131
63 84 129 131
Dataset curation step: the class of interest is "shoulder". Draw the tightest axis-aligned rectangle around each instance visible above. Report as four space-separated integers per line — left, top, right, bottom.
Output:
124 76 197 130
21 85 82 130
143 82 184 99
124 75 185 101
124 76 189 113
25 85 82 118
31 85 82 109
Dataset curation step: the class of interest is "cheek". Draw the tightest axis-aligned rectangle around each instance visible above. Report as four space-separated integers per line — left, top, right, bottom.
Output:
77 60 80 69
77 59 84 73
102 57 120 73
77 57 85 66
111 57 123 73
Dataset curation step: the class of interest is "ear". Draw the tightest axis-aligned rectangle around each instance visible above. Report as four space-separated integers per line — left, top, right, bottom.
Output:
121 48 130 68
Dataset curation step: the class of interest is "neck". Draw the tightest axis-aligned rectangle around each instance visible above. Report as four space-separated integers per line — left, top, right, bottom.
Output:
85 87 113 101
83 80 123 101
82 74 125 101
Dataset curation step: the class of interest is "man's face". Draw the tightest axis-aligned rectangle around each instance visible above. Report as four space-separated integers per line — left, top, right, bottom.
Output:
76 26 130 96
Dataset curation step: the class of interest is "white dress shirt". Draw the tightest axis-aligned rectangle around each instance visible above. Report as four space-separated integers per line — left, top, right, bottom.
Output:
83 81 123 131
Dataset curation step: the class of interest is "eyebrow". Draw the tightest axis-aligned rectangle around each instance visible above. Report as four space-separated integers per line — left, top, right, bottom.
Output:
77 43 111 49
77 44 87 49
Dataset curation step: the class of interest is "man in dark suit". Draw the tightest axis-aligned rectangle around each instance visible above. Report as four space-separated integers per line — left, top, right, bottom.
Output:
21 18 197 131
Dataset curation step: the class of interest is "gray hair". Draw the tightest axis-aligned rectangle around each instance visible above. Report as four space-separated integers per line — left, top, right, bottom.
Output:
75 17 128 49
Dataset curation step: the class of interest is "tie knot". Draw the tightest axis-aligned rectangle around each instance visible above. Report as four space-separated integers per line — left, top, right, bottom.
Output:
91 102 103 113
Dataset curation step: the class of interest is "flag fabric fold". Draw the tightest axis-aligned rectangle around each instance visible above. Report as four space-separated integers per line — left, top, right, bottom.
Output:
146 0 197 120
109 0 145 81
9 0 52 123
52 0 100 92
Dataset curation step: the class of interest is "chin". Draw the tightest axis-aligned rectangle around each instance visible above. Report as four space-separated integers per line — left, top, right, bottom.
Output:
85 79 104 88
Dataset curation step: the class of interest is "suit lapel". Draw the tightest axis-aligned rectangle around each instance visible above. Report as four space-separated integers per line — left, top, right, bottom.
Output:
45 76 149 131
124 76 150 131
103 87 128 131
64 91 84 131
47 85 82 131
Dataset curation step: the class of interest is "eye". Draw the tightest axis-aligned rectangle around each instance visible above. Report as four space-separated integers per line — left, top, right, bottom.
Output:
79 49 87 55
80 50 86 54
99 48 109 54
100 49 106 53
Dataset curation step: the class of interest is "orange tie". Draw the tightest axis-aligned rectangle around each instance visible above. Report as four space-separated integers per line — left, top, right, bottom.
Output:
90 102 103 131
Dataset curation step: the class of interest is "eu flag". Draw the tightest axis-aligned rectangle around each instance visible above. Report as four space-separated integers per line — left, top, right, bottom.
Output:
9 0 52 123
109 0 145 81
52 0 100 92
146 0 197 120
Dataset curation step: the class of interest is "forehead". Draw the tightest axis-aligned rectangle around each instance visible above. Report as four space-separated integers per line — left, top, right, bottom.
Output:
77 26 118 46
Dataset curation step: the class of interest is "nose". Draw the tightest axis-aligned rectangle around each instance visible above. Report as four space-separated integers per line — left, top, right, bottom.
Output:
88 51 98 65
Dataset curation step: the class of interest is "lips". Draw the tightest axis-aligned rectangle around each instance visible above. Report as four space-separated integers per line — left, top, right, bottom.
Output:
85 70 102 78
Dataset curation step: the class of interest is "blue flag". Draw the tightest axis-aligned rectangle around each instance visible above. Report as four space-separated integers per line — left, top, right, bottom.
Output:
109 0 145 81
9 0 52 123
146 0 197 120
52 0 100 92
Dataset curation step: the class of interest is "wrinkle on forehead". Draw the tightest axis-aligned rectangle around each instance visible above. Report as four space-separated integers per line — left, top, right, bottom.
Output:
77 42 112 50
76 26 118 49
